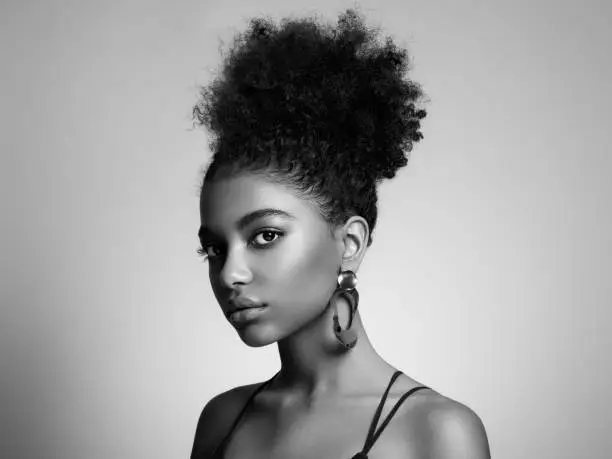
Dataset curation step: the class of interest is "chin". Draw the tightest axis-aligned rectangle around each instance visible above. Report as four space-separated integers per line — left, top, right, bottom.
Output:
236 324 279 347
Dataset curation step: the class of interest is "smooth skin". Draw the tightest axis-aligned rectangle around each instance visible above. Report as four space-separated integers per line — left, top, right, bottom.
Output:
192 170 490 459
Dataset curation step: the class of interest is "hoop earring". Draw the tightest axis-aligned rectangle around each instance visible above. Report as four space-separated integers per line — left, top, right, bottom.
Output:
330 269 359 350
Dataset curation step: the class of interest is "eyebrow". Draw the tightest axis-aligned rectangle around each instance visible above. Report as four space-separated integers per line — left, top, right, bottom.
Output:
198 208 296 240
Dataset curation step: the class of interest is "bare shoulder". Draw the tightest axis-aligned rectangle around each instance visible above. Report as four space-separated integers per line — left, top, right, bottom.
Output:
407 390 491 459
190 381 262 459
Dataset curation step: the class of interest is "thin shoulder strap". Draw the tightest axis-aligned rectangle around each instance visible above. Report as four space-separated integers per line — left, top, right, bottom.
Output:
212 371 279 458
354 371 430 458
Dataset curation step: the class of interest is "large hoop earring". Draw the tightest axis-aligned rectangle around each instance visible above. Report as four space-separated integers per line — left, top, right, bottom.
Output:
331 270 359 350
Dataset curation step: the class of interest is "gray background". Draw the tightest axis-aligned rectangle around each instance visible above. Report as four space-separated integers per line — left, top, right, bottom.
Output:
1 0 610 458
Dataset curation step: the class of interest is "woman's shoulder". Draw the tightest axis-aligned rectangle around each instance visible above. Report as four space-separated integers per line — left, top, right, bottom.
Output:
190 380 264 459
403 388 491 459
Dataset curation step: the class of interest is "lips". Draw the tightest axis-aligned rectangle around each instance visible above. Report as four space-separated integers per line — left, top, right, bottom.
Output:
226 298 266 317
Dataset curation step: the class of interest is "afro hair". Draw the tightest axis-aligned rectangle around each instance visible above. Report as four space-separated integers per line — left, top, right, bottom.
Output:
194 8 426 247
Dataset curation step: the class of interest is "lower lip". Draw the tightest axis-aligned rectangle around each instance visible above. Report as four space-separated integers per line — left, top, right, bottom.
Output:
228 306 267 326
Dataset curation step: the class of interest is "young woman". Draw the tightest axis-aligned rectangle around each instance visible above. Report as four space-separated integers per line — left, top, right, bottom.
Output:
190 9 490 459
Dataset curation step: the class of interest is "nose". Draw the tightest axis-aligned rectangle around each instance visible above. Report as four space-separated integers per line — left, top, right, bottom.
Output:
218 246 253 289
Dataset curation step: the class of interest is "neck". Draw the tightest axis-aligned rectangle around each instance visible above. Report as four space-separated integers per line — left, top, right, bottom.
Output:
275 303 393 403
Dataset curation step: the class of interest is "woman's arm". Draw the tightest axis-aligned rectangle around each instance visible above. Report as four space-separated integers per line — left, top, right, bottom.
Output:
190 384 261 459
424 399 491 459
190 392 227 459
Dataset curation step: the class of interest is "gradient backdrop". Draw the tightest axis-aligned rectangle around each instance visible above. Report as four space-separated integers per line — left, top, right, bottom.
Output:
1 0 611 458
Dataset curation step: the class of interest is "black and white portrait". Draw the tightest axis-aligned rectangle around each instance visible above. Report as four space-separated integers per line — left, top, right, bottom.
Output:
1 1 610 458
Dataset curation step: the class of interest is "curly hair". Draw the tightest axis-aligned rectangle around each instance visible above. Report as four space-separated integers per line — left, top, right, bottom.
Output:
194 8 426 247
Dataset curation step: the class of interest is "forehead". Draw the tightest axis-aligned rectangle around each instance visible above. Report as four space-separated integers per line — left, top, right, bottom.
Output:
200 173 317 227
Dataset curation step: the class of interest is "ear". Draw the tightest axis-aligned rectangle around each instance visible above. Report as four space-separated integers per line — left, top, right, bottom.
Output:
337 215 370 273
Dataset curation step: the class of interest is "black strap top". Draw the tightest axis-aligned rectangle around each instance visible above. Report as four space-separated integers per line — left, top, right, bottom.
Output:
212 370 429 458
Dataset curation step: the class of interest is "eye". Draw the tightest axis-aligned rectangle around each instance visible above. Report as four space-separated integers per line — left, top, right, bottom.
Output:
196 244 221 260
250 230 283 248
196 229 284 261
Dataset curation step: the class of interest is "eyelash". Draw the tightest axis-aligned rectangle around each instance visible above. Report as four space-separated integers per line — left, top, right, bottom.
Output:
196 229 284 261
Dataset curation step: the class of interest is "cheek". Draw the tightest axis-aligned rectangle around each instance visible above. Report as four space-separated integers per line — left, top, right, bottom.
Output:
266 235 338 312
208 269 223 303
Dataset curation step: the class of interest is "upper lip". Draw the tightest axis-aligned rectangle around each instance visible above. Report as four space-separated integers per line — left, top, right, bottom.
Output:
226 297 266 316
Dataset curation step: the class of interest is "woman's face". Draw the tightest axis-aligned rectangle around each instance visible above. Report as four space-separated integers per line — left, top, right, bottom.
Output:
199 172 343 347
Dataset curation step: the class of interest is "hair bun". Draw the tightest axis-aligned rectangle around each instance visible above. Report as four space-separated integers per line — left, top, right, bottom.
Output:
194 8 426 184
